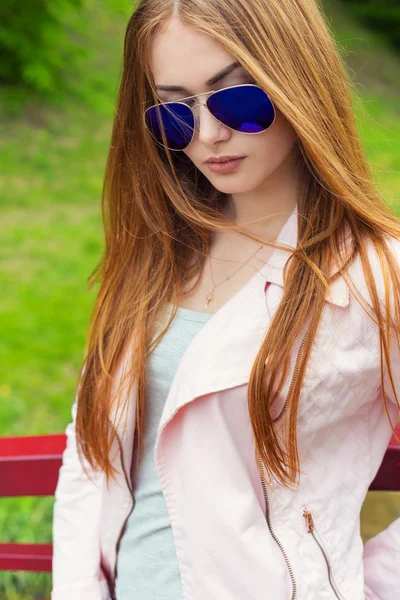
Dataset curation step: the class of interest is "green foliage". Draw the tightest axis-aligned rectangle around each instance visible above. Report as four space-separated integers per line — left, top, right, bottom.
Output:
343 0 400 50
0 0 88 94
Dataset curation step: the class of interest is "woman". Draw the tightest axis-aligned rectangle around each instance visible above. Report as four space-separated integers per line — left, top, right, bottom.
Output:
51 0 400 599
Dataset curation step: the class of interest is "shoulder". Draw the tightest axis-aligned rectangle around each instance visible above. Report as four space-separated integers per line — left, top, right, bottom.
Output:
345 233 400 309
383 232 400 263
323 232 400 336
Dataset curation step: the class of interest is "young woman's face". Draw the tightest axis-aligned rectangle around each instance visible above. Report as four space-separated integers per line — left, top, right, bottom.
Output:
149 17 298 197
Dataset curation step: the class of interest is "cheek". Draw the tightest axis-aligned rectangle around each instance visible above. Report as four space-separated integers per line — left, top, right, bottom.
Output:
253 110 298 160
182 143 199 163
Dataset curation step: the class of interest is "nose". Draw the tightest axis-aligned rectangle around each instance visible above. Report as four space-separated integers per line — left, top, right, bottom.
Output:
192 102 231 146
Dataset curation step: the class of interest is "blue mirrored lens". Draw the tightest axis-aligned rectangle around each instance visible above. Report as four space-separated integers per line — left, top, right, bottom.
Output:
145 102 194 150
207 85 274 133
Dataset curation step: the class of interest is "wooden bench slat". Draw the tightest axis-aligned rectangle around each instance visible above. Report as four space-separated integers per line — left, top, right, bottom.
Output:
0 543 52 572
369 446 400 491
0 424 398 576
0 455 63 497
0 434 66 457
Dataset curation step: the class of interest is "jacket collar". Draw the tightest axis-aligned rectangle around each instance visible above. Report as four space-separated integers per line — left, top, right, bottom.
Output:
261 203 350 308
153 204 352 436
111 203 352 451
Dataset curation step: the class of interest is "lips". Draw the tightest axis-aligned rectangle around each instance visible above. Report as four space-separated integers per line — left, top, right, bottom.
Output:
206 155 245 164
206 156 246 174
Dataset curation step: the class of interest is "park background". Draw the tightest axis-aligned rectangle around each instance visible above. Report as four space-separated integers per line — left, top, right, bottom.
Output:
1 0 399 598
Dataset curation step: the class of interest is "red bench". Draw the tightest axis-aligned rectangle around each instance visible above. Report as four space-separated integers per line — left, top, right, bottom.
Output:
0 425 399 591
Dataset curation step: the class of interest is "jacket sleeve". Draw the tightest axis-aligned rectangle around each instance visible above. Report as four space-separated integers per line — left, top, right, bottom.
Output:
51 382 110 600
363 288 400 600
363 519 400 600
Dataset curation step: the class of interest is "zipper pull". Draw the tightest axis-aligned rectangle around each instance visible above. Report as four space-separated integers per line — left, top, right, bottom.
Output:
303 508 314 533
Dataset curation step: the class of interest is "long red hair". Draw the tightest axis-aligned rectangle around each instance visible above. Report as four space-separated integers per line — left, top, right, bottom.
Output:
75 0 400 489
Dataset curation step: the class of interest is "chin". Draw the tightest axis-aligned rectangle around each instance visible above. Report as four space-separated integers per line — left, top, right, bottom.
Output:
211 179 258 195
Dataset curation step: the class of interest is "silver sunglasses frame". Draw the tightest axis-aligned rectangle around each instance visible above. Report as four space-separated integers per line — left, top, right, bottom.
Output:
143 83 276 152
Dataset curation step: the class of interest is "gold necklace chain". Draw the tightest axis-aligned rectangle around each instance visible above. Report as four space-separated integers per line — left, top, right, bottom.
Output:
205 242 265 309
204 197 265 309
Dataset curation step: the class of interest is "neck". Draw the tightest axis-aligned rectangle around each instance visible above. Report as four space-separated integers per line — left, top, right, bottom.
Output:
225 146 301 243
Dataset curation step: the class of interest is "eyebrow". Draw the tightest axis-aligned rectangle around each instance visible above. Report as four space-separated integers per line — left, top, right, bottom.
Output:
155 61 242 93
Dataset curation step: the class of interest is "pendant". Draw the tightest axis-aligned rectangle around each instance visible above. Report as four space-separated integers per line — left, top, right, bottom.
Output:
205 285 216 309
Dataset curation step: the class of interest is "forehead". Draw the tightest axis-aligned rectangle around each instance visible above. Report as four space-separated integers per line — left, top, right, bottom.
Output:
149 17 240 90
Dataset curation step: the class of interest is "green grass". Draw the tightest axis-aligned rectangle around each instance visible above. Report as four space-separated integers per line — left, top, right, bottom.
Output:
0 1 131 597
0 0 131 434
0 0 399 597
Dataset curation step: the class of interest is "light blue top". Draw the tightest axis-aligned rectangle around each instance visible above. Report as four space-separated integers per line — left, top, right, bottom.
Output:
115 303 213 600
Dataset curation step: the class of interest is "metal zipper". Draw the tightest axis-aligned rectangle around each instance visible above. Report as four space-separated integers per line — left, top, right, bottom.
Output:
257 326 310 599
272 328 309 422
258 452 297 599
303 508 345 600
107 417 136 600
107 322 308 598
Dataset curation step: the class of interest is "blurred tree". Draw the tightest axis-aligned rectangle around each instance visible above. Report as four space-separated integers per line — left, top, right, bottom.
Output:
0 0 87 94
342 0 400 51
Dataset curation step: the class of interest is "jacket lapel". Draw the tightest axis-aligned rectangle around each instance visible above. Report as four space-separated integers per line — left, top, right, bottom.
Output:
109 203 351 476
156 203 351 436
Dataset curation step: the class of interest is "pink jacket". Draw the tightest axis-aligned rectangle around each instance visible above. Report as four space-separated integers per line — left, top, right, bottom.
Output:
52 205 400 600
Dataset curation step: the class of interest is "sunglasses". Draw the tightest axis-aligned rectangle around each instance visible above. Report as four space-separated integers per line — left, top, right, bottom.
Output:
144 83 276 151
